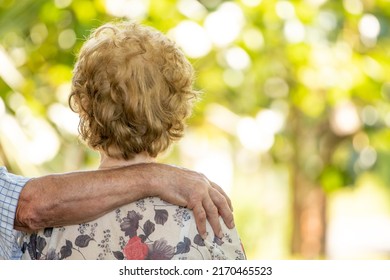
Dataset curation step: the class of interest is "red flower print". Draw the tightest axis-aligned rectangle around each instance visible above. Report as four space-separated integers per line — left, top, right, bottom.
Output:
123 236 149 260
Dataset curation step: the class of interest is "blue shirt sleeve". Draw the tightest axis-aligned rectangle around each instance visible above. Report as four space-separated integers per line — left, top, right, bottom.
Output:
0 167 30 259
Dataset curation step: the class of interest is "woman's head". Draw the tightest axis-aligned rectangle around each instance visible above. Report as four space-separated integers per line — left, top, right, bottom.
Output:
69 21 198 159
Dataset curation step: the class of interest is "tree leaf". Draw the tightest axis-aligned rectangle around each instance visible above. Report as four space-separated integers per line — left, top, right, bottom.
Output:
65 239 73 248
143 220 155 237
113 251 124 260
193 234 205 247
154 209 168 225
75 234 93 248
175 237 191 254
60 240 73 259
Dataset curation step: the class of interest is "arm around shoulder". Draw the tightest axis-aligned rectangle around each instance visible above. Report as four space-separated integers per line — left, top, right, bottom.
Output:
14 167 150 232
14 163 235 240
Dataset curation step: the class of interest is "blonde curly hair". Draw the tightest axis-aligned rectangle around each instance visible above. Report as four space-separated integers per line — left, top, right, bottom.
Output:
69 21 199 159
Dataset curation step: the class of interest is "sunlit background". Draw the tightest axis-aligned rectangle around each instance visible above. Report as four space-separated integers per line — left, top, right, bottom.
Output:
1 0 390 260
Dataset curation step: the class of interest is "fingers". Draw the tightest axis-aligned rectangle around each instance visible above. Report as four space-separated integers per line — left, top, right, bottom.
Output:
210 181 233 212
155 164 234 239
186 184 222 239
202 194 223 239
187 174 234 238
192 205 208 239
209 185 235 230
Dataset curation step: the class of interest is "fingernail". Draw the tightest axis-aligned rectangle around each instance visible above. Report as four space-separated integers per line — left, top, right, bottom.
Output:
201 232 208 239
218 230 223 239
230 220 235 228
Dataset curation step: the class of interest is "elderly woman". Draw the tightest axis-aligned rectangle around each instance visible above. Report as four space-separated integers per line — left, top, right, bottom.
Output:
22 21 246 260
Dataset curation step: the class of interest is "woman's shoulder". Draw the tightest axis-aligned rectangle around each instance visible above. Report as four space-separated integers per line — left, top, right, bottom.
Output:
22 197 245 260
115 197 246 260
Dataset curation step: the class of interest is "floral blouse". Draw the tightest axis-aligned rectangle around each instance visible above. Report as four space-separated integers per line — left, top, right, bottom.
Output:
21 197 246 260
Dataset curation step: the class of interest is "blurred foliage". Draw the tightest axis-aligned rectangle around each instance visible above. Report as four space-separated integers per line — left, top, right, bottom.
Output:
1 0 390 259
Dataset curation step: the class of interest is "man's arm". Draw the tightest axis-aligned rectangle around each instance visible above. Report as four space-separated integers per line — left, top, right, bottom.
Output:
14 163 234 239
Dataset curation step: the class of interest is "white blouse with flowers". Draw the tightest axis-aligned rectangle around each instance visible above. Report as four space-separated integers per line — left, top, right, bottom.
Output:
21 197 246 260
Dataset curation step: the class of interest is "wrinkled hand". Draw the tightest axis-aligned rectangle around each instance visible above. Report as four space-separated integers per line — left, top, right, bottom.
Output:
151 164 235 239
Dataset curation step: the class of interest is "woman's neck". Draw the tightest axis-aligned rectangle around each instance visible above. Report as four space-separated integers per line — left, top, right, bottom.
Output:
98 151 155 169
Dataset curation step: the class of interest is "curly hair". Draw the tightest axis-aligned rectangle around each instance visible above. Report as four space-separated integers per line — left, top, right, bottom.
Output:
69 21 199 159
